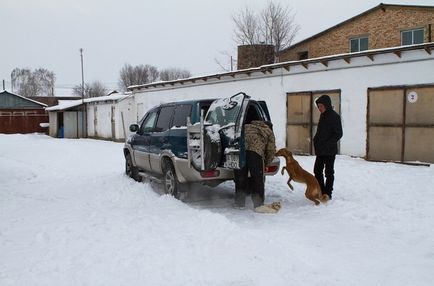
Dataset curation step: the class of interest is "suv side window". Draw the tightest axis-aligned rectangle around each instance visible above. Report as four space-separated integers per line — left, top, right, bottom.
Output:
140 111 158 133
171 104 192 127
155 106 175 132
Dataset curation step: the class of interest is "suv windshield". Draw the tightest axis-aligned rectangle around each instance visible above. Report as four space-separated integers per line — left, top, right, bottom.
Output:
205 94 245 127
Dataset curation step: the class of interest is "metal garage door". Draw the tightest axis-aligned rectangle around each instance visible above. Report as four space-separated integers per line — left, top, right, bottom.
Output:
0 109 48 134
286 90 341 155
367 85 434 164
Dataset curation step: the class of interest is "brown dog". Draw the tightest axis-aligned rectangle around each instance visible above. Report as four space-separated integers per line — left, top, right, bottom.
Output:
275 148 329 205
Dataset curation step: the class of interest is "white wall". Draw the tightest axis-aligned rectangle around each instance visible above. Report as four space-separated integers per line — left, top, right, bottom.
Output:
86 97 135 141
48 112 58 137
115 98 135 140
132 49 434 157
87 106 95 137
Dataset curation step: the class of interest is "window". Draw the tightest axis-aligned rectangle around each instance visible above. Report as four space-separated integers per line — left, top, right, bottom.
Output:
171 105 192 128
140 111 157 133
155 106 175 132
350 37 368 53
206 94 244 126
401 28 424 45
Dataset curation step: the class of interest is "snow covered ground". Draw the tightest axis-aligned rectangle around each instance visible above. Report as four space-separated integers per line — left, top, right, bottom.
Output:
1 134 433 286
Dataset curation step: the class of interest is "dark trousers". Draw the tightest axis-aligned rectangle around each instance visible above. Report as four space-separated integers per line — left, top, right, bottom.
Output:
234 151 264 208
314 155 336 199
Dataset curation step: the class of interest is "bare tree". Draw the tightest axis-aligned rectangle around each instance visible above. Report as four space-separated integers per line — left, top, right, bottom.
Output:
260 2 299 59
118 64 159 91
11 67 56 97
214 50 237 72
72 81 107 98
159 68 191 81
232 7 261 45
232 1 300 60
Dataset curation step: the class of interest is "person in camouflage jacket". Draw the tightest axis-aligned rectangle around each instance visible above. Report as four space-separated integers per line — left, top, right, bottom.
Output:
234 120 276 209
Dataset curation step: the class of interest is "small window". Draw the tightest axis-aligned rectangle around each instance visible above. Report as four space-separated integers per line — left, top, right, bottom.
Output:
140 111 157 133
401 28 424 45
171 104 192 128
155 106 175 132
350 37 369 53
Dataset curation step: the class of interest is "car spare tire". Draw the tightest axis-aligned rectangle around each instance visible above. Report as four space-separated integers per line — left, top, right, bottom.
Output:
203 128 222 170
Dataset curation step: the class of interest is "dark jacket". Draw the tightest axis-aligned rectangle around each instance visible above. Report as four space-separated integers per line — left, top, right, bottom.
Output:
313 95 343 156
244 120 276 165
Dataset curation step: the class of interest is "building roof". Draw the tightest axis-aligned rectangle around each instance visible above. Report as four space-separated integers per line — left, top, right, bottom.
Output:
128 42 434 92
0 90 48 108
280 3 434 53
45 93 132 111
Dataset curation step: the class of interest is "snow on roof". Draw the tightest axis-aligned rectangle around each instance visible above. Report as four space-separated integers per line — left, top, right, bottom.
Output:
45 100 82 111
85 93 131 103
45 93 132 111
128 42 434 92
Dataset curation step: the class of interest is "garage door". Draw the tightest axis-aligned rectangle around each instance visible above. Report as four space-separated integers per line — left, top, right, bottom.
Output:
0 110 48 134
286 90 341 155
367 86 434 164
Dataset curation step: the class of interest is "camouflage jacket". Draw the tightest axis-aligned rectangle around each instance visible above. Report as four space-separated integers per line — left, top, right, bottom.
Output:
244 120 276 165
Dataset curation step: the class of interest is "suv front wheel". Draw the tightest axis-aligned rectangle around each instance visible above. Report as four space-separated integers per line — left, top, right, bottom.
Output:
125 153 141 182
163 159 179 199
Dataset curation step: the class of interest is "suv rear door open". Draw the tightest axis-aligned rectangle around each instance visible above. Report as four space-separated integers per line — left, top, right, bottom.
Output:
187 92 249 171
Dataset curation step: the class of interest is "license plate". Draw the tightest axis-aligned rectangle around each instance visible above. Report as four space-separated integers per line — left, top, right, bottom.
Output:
224 153 239 169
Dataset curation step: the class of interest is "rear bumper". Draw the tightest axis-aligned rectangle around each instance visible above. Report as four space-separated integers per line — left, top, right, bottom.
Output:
173 156 280 183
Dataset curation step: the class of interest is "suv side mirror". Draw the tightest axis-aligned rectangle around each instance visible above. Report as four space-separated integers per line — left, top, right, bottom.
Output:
129 124 139 132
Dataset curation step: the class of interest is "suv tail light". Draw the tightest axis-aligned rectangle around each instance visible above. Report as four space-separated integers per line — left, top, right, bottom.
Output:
200 170 220 178
264 166 278 173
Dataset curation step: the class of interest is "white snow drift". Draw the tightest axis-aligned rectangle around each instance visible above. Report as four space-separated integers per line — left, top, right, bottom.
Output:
1 134 433 286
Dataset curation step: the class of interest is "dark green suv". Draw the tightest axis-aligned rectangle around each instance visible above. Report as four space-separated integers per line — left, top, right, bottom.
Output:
124 92 279 197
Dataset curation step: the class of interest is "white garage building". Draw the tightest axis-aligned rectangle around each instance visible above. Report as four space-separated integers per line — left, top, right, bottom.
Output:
126 43 434 164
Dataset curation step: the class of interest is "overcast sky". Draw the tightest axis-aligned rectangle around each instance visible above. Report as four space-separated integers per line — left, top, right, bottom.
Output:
2 0 434 95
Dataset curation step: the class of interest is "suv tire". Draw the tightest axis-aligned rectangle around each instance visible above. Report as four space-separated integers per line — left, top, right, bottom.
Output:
163 160 180 199
203 131 221 170
125 153 141 182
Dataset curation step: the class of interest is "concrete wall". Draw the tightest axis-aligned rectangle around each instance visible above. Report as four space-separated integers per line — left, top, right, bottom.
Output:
48 112 58 137
85 97 135 141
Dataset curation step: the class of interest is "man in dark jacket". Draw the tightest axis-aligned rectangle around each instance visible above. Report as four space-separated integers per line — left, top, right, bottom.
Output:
234 120 276 210
313 95 343 200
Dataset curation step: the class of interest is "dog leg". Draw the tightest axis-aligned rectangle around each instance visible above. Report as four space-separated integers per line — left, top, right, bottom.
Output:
281 166 286 176
305 188 320 205
287 177 294 191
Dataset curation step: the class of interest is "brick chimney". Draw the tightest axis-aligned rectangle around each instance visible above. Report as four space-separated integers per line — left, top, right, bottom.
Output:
237 44 275 70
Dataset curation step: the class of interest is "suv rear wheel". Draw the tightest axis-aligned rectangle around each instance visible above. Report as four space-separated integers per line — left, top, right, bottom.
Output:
163 159 179 199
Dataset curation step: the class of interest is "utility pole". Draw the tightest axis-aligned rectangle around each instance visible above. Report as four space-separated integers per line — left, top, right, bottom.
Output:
79 48 86 138
80 48 85 102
